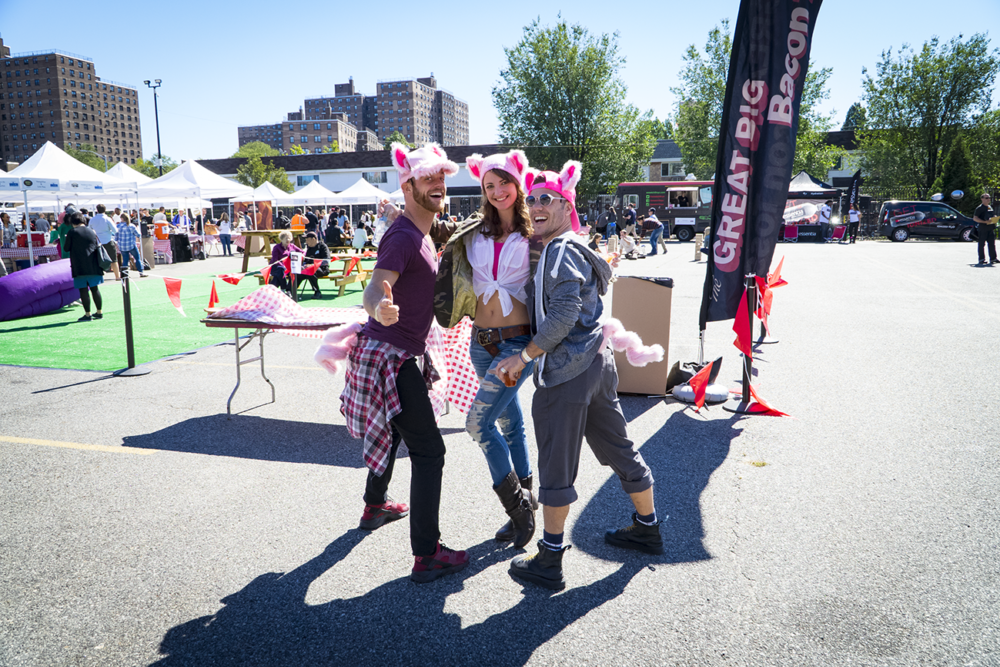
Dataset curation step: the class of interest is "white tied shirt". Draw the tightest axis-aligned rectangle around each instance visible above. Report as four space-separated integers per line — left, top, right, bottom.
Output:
469 231 530 317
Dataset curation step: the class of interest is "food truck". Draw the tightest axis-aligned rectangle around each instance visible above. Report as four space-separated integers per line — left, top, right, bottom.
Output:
612 181 714 241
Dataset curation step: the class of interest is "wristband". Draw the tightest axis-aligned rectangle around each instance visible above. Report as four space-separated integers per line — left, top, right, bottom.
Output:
520 349 532 364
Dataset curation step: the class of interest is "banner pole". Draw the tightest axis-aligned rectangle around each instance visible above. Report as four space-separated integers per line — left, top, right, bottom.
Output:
741 275 755 403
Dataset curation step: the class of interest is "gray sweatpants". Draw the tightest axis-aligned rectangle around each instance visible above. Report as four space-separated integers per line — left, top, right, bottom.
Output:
532 347 654 507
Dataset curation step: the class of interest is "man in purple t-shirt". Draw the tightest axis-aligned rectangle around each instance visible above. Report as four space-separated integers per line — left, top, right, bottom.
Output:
340 142 469 584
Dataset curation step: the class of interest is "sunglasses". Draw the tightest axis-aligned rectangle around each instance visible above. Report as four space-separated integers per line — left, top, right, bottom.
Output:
526 194 567 207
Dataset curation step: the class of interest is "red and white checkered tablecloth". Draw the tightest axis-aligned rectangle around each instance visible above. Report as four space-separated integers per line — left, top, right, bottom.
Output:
234 235 247 250
0 245 61 260
152 239 173 264
208 286 480 414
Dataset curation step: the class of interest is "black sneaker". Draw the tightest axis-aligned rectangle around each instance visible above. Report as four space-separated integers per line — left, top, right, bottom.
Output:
604 513 664 555
92 313 103 320
77 314 92 322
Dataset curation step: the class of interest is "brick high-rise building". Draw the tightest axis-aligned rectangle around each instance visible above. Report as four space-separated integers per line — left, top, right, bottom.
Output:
376 75 469 146
236 74 469 155
0 38 142 168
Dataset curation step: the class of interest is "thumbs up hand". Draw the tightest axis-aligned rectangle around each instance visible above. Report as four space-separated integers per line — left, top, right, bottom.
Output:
377 280 400 326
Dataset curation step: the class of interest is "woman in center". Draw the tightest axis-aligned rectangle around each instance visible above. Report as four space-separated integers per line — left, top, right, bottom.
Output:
443 150 538 548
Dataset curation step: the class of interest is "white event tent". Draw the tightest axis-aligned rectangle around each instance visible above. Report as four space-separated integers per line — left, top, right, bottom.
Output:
273 179 337 207
139 159 253 203
0 142 137 266
227 181 290 229
328 178 390 205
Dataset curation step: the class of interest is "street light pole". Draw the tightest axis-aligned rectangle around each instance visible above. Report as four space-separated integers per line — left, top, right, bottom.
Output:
77 148 107 171
143 79 163 176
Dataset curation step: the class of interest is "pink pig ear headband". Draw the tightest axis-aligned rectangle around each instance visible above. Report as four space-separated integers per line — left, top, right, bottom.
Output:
465 149 531 190
525 160 583 231
391 142 459 183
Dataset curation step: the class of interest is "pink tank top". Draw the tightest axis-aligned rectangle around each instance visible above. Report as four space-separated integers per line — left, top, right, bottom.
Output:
493 241 503 280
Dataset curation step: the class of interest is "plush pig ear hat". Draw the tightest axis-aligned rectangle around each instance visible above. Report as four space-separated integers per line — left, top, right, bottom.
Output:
465 149 531 190
390 142 459 183
525 160 583 231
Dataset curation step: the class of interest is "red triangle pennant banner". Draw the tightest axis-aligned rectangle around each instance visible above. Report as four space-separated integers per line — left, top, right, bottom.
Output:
163 277 186 317
259 265 272 285
732 288 753 358
300 259 323 276
208 280 219 309
218 273 245 285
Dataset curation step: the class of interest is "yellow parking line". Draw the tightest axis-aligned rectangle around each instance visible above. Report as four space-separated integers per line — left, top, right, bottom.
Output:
0 436 157 455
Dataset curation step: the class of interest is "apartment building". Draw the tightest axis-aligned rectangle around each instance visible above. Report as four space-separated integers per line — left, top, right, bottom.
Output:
236 74 469 154
0 37 142 167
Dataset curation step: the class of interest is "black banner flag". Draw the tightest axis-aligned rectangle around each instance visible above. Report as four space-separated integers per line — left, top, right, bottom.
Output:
847 169 863 210
699 0 824 329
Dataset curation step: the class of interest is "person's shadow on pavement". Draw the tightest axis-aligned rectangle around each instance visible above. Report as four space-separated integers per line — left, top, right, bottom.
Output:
571 406 740 564
151 530 645 667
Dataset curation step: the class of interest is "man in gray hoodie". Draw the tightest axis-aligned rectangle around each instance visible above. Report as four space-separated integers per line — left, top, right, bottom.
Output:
492 161 661 591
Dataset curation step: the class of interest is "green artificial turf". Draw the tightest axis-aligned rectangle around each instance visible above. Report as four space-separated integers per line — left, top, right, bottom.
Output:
0 263 373 372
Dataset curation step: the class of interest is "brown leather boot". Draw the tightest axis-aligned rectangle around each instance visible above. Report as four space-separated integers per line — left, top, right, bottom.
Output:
493 471 535 548
495 475 537 543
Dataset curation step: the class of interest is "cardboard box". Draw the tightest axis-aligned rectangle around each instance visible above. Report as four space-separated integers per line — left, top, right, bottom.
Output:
611 276 673 395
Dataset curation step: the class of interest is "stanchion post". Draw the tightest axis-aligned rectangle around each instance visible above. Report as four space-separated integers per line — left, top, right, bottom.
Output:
113 264 151 377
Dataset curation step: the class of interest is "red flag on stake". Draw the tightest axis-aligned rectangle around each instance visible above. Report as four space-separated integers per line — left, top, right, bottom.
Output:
688 360 714 411
768 256 788 289
163 277 186 317
748 383 790 417
218 273 245 285
755 276 773 335
208 280 219 309
732 288 753 358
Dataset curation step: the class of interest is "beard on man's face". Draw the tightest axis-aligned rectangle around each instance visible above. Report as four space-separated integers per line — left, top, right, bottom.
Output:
411 181 445 214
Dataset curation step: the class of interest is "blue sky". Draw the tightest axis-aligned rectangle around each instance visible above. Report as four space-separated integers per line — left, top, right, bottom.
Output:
3 0 998 162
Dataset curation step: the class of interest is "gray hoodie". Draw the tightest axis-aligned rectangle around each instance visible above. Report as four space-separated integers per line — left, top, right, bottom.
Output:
527 232 613 387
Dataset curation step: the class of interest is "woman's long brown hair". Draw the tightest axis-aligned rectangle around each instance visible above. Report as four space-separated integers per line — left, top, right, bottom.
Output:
477 168 533 240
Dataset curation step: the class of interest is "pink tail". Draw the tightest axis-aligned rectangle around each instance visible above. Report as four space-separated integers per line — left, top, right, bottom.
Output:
314 322 363 374
601 318 664 367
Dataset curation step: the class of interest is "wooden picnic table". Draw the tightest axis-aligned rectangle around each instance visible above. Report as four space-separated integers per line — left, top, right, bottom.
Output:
239 230 285 273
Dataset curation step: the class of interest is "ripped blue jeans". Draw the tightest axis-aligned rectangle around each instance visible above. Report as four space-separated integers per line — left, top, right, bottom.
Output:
467 334 535 486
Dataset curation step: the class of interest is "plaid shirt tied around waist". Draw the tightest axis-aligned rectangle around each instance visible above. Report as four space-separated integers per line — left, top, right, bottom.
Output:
340 335 440 476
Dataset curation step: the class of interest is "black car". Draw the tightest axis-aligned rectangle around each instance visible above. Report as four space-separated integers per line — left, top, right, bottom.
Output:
877 201 977 242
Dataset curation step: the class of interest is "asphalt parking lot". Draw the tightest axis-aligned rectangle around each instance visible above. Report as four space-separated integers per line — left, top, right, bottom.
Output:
1 237 998 666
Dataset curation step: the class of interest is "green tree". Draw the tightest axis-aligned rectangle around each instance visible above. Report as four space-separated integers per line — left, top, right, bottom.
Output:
929 134 978 215
965 109 1000 191
321 141 340 153
493 17 656 198
671 21 844 180
231 141 281 158
235 156 294 193
670 20 731 179
64 143 108 172
133 153 178 178
841 102 867 130
793 67 848 177
382 131 413 150
288 144 307 155
650 118 673 140
857 33 1000 195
